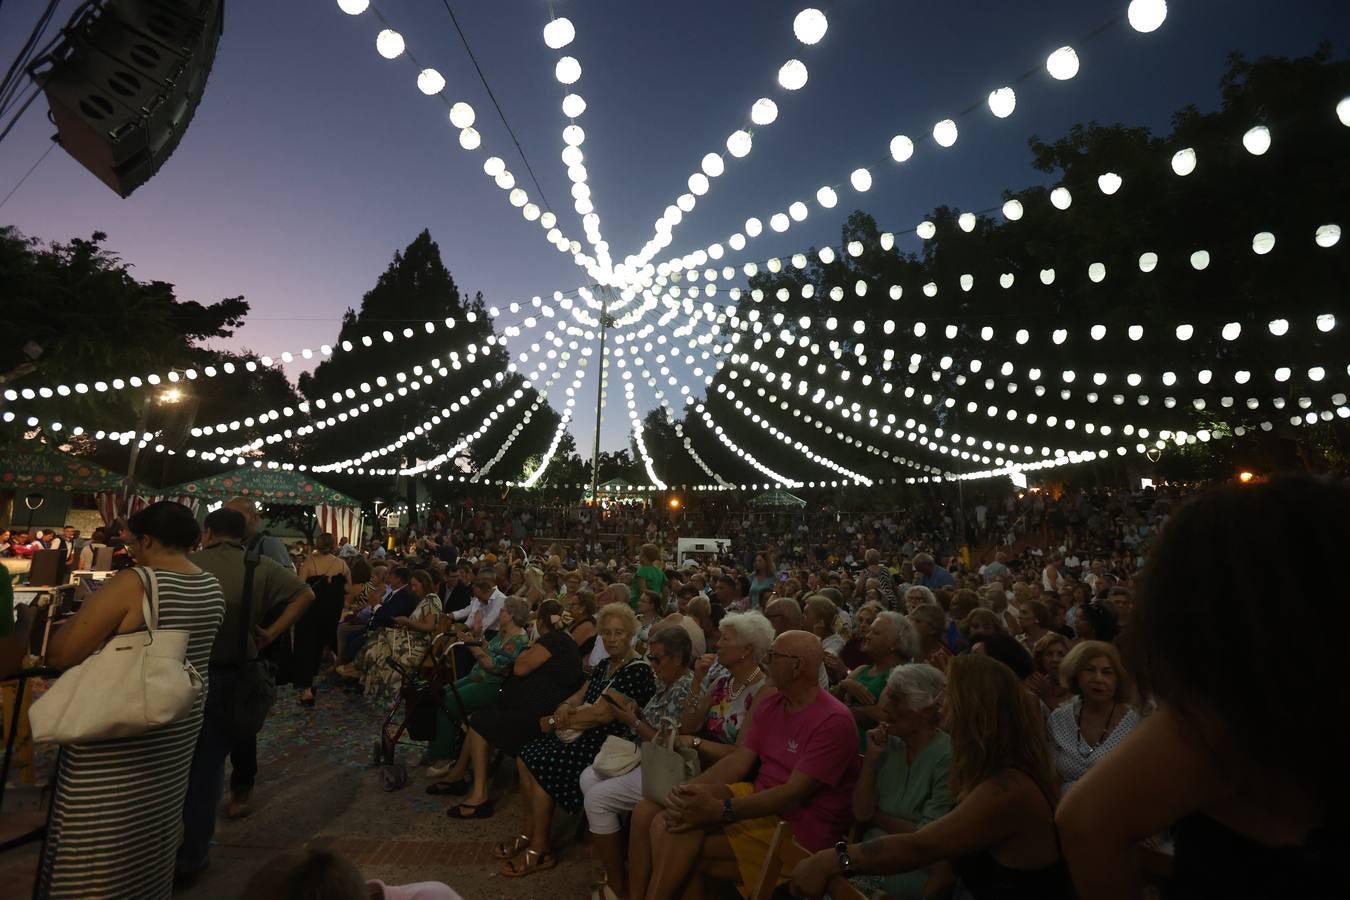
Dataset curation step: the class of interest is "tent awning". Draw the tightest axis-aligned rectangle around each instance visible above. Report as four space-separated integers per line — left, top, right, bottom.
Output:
156 468 360 507
0 439 128 493
748 489 807 509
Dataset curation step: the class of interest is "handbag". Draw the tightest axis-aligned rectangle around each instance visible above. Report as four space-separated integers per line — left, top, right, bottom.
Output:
229 547 277 736
592 734 642 778
641 725 701 805
29 566 204 744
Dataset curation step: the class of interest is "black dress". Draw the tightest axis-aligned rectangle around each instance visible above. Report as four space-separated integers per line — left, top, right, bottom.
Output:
470 629 583 755
1163 813 1348 899
952 776 1074 900
518 657 656 812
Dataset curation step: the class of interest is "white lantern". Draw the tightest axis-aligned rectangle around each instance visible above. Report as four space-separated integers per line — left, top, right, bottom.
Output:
1314 223 1341 248
987 87 1016 118
932 119 958 147
999 273 1015 289
1088 262 1106 283
562 93 586 118
337 0 369 14
1251 231 1276 255
417 68 446 95
1175 323 1194 341
1097 172 1123 195
793 8 829 44
770 213 790 233
448 102 476 129
555 56 582 85
543 17 576 49
458 127 480 150
889 135 914 162
745 217 763 237
1127 0 1168 32
1242 125 1271 155
1339 96 1350 127
376 29 404 59
727 130 753 158
1002 199 1024 221
1267 318 1289 336
1171 147 1196 176
778 59 809 90
1189 250 1210 270
788 201 808 221
1138 251 1158 273
916 221 936 240
1317 314 1336 332
1039 268 1055 285
1221 322 1242 340
1046 46 1080 80
957 212 976 232
850 168 872 192
1050 187 1072 209
751 98 779 125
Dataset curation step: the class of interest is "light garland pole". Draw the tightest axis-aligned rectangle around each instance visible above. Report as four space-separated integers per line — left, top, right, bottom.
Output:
589 287 615 515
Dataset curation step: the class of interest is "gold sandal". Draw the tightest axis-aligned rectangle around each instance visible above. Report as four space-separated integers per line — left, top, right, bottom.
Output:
500 848 557 877
492 833 529 860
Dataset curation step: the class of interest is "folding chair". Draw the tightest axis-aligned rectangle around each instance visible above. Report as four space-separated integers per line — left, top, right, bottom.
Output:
749 820 790 900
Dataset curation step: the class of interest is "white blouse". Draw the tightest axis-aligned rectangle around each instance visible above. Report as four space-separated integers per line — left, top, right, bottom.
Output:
1049 698 1140 796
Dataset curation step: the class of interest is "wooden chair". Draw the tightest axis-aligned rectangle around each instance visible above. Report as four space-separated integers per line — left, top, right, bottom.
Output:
749 820 790 900
825 875 867 900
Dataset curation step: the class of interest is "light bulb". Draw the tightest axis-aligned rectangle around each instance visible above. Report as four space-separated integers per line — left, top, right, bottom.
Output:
1046 46 1080 80
375 29 405 59
1242 125 1271 155
1097 172 1123 194
1002 199 1024 221
1127 0 1168 32
555 56 582 85
458 127 480 150
1139 251 1158 273
561 93 586 117
417 69 445 95
543 17 576 49
958 212 976 232
1221 322 1241 340
889 134 914 162
337 0 369 14
816 186 837 208
1050 187 1072 209
916 221 936 240
701 153 724 177
1339 96 1350 127
1088 262 1106 283
1314 224 1341 248
778 59 809 90
1251 232 1276 255
727 129 753 157
793 8 829 44
987 87 1016 118
751 98 779 125
850 168 872 191
1171 147 1196 176
932 119 958 147
1190 250 1210 270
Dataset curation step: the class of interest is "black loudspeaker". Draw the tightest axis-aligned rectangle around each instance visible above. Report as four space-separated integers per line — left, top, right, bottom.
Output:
27 549 67 588
29 0 224 197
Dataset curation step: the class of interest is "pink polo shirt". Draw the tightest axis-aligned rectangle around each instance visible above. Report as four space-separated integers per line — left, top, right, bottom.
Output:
743 688 860 851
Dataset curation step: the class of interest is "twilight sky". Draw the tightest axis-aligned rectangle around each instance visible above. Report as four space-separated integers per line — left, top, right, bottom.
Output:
1 0 1345 451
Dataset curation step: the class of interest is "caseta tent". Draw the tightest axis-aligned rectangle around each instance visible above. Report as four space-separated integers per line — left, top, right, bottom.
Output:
157 468 363 541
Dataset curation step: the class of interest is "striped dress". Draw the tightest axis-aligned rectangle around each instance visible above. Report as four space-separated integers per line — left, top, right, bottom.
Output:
37 567 225 899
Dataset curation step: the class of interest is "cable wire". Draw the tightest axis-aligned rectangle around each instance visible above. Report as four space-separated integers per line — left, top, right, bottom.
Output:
0 138 54 210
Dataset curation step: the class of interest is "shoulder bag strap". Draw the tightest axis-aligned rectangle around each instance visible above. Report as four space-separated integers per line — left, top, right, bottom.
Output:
135 565 159 632
237 549 261 662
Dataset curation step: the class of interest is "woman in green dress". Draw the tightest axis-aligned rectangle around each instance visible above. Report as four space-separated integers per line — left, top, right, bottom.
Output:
425 595 532 781
852 663 954 900
833 610 918 750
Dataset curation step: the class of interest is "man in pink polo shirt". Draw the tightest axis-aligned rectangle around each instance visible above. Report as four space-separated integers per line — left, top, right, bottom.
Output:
643 629 860 899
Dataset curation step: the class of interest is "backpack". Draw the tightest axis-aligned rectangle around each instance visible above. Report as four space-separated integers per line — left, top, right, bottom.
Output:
231 540 278 735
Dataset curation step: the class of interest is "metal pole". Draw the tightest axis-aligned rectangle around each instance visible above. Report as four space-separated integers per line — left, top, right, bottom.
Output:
590 300 612 510
125 395 152 485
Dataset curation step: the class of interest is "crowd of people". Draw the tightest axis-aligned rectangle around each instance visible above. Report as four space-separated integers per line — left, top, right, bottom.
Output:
6 477 1345 899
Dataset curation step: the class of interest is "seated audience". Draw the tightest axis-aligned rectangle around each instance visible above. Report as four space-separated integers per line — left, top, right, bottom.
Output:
1048 640 1139 796
567 589 599 657
359 568 442 703
642 630 860 900
1059 478 1347 899
851 663 953 900
791 653 1073 900
838 600 882 670
804 593 848 682
908 603 953 672
833 610 918 749
1027 632 1072 710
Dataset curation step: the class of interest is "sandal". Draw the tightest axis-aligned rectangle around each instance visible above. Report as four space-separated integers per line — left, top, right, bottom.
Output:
492 834 530 860
500 848 557 878
425 779 470 796
446 800 494 819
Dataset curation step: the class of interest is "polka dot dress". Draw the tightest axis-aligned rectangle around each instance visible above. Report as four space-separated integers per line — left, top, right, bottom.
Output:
1049 699 1140 795
519 658 656 813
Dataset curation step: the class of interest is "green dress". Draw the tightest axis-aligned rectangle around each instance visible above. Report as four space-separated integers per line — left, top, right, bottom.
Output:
850 664 895 752
863 732 954 900
429 630 529 761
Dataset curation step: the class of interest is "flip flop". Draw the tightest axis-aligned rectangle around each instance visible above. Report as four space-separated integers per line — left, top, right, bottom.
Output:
500 848 556 877
446 801 494 819
425 779 470 795
493 833 530 859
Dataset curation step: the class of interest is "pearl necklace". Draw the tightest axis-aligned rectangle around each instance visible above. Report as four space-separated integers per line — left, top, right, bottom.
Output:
727 668 764 702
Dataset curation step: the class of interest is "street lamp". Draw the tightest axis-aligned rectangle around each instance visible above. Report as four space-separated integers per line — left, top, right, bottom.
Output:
126 387 186 484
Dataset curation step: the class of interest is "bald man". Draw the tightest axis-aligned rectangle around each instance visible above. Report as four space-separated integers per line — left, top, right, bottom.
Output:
225 497 294 571
764 598 829 689
645 630 860 897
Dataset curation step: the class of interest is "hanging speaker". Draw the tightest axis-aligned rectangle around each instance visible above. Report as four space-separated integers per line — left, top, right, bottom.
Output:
28 0 224 197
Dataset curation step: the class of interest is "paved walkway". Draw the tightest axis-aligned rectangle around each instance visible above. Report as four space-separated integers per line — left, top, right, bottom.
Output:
3 683 605 899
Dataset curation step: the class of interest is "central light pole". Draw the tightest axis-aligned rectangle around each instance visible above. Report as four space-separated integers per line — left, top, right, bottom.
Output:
590 297 613 512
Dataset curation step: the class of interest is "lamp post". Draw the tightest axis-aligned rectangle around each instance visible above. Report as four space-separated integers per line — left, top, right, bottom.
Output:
125 387 186 487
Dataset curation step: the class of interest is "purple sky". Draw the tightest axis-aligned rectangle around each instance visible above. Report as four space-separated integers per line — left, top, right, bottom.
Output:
2 0 1344 451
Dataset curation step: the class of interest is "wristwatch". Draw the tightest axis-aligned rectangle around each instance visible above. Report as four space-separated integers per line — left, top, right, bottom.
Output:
691 737 702 749
547 716 557 729
835 840 853 874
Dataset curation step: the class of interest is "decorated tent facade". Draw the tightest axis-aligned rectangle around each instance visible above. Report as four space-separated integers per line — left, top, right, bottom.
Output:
1 440 126 493
157 468 364 542
748 490 807 509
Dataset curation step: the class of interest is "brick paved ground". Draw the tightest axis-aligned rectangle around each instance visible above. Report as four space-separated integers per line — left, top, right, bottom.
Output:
3 682 606 899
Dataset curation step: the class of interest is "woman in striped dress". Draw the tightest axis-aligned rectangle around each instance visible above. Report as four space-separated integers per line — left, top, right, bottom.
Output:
38 501 225 899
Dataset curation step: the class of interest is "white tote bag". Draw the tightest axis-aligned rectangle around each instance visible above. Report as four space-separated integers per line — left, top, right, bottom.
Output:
29 566 204 744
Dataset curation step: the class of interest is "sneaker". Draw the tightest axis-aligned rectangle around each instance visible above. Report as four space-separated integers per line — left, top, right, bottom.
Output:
425 761 454 780
226 788 253 819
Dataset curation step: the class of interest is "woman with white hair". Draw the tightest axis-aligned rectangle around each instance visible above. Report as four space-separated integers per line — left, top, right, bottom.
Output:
834 610 918 750
851 663 954 900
